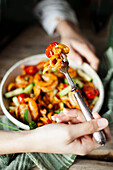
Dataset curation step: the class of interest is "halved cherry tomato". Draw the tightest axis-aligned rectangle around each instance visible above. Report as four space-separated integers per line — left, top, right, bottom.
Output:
45 42 59 58
17 93 28 104
83 85 99 99
24 65 38 75
63 84 68 88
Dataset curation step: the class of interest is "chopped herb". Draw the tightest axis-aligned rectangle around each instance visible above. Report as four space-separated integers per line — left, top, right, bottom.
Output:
29 121 37 130
54 110 62 114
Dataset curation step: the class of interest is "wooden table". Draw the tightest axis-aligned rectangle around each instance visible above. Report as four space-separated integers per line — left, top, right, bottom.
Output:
0 23 113 169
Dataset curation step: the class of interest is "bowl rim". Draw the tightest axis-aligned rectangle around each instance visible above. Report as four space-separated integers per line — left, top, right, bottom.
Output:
0 54 104 130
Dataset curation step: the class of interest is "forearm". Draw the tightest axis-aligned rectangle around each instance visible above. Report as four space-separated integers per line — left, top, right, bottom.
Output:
0 130 33 155
0 128 53 155
56 20 81 38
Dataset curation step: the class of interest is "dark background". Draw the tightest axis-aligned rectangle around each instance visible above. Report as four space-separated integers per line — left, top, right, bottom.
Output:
0 0 113 51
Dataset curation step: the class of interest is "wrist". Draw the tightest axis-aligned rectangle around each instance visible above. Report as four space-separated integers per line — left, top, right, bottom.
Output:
56 20 80 38
21 127 47 153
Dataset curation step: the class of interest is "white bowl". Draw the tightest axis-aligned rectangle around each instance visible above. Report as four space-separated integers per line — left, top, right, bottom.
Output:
0 54 104 130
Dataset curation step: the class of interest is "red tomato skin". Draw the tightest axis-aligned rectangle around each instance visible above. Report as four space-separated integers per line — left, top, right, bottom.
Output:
45 42 59 58
24 65 38 75
56 93 60 99
17 93 28 104
63 84 68 88
83 85 99 99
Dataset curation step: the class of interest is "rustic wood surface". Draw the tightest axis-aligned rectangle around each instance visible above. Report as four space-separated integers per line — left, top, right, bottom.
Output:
0 22 113 169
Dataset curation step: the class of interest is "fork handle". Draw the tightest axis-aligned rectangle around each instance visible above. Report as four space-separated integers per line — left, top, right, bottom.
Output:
74 90 106 146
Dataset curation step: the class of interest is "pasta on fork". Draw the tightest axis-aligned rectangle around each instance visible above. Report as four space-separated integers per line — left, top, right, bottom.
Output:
43 42 69 73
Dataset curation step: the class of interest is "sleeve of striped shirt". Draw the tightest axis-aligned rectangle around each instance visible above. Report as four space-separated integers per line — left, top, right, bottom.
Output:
34 0 78 35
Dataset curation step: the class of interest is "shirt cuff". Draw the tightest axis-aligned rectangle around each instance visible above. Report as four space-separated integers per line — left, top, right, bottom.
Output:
34 1 78 35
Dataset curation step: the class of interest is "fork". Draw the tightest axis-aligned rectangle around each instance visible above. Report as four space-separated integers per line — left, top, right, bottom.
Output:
59 54 106 146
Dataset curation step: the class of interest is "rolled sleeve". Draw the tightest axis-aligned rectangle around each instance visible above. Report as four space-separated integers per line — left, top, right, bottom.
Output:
34 0 78 35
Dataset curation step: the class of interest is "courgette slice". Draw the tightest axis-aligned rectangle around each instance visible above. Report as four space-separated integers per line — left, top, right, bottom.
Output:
23 83 34 94
54 110 62 114
4 88 24 98
8 106 16 111
12 96 20 106
24 109 32 124
58 86 71 97
77 69 92 82
4 83 34 98
91 96 99 105
64 78 83 89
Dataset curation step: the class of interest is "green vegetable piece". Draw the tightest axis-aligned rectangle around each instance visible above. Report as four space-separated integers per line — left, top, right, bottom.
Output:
54 110 62 114
64 78 69 84
77 69 93 82
72 78 83 89
23 83 34 94
4 88 24 98
64 78 83 89
29 121 37 130
4 83 34 98
91 96 99 105
12 96 20 106
8 106 16 111
58 86 71 97
24 109 32 124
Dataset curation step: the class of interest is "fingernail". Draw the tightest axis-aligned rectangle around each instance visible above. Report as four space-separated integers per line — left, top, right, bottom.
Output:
97 119 108 128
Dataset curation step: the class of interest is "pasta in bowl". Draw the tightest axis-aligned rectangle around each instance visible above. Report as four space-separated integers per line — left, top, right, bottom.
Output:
0 54 104 130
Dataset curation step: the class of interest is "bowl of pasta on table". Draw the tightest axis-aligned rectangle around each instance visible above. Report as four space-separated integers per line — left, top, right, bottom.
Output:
0 53 104 130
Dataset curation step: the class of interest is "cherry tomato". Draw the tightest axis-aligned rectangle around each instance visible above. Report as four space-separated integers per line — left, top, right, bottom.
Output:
63 84 68 88
45 42 59 58
24 65 38 75
17 93 28 104
83 85 99 99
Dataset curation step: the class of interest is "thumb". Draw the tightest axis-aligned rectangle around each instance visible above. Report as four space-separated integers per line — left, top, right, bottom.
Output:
69 118 108 138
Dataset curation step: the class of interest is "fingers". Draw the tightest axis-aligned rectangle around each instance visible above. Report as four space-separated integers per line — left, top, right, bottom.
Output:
71 40 100 71
52 109 78 123
93 112 111 143
69 118 108 139
63 108 85 123
52 108 85 124
52 109 111 143
74 135 101 156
